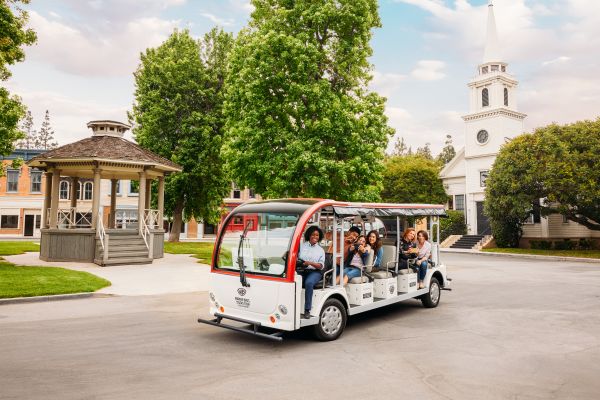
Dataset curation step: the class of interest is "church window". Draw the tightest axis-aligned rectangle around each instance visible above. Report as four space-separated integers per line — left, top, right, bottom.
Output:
482 88 489 107
480 170 489 187
491 65 499 72
504 88 509 106
501 65 506 72
481 66 488 74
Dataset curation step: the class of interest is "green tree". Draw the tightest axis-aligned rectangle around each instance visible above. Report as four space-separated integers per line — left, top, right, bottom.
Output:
35 110 58 149
130 28 233 242
485 118 600 247
415 142 433 160
392 136 412 157
436 134 456 165
381 154 448 204
16 110 35 149
224 0 394 201
0 0 37 155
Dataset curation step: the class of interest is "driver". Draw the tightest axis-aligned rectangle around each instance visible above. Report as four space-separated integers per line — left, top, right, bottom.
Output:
298 226 325 319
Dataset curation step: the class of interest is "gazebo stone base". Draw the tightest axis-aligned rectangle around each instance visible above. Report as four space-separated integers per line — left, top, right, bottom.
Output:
40 229 96 262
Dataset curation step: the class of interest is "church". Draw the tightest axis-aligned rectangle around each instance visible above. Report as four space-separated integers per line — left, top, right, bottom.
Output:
439 1 600 246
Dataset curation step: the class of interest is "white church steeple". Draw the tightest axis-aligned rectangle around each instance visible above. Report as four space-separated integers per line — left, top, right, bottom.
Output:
483 1 501 64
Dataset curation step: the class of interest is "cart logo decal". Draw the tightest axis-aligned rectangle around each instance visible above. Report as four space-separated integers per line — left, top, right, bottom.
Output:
389 285 395 294
237 288 247 296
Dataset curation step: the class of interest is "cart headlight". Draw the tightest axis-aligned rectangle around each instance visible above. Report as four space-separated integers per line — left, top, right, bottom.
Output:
278 305 288 315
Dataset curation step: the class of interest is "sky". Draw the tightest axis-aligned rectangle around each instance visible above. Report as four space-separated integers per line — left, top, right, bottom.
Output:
4 0 600 155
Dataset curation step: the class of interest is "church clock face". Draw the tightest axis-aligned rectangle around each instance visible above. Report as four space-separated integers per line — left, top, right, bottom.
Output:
477 129 489 144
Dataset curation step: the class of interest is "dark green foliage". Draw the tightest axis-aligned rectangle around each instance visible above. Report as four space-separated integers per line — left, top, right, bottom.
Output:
224 0 393 201
553 240 574 251
440 210 467 242
130 29 233 241
381 154 448 204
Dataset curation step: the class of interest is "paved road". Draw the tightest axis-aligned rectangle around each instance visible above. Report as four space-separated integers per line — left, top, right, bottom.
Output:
1 253 599 400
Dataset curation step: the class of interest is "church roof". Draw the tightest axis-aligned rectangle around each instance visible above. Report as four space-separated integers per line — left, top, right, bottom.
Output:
28 135 181 172
483 1 502 64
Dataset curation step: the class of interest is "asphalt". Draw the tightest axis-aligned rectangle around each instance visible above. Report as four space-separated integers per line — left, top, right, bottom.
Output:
0 253 599 400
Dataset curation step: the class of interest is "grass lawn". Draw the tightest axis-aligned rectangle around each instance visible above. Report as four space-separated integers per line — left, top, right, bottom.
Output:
0 261 111 299
164 242 215 263
483 248 600 259
0 241 40 256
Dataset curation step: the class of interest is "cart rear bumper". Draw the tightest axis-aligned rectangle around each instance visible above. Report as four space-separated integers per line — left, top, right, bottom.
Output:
198 312 284 342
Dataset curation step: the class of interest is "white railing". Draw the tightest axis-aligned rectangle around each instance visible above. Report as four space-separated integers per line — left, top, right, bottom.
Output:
144 209 160 229
53 208 93 228
141 213 154 259
98 218 109 262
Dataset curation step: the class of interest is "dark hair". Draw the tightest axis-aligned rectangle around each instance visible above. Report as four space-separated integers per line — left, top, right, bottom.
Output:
367 230 382 252
304 226 324 242
402 227 416 241
349 226 361 235
417 230 429 241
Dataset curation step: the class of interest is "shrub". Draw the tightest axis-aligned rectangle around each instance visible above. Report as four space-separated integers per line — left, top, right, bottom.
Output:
578 239 593 250
554 240 574 250
530 240 540 249
490 216 522 248
440 210 467 242
539 240 552 250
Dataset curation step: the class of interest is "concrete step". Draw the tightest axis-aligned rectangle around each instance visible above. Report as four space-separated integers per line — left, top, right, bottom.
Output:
94 257 153 266
99 250 150 258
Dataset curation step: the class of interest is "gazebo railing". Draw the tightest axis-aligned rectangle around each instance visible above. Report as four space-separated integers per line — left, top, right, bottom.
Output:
50 207 93 228
144 209 160 229
141 214 154 259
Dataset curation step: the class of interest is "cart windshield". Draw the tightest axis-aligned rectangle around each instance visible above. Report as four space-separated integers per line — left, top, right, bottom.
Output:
215 212 300 277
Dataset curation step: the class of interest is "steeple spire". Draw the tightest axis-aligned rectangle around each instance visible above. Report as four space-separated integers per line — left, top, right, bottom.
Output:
483 0 501 63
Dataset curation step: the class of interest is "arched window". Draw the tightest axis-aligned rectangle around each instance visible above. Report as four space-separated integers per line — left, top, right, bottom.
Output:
59 181 70 200
482 88 489 107
76 182 81 200
504 88 509 106
84 182 93 200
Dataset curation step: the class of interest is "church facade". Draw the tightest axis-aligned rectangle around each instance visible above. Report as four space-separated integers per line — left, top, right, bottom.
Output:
440 1 600 245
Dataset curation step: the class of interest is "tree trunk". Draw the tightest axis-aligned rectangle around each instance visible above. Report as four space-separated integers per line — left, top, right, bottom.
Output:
168 199 185 242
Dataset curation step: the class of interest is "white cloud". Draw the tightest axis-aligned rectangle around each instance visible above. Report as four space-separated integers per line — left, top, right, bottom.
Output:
542 56 571 66
370 71 407 98
199 12 234 26
411 60 446 81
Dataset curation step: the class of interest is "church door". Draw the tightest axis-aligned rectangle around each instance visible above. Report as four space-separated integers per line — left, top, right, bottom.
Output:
476 202 491 235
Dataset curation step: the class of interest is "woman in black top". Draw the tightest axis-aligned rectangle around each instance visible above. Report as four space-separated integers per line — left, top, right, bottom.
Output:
398 227 417 270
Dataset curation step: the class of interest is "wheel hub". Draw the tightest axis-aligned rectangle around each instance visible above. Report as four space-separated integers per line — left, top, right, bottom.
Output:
320 306 342 335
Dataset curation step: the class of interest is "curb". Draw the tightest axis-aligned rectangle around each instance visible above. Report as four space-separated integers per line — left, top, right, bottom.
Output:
0 292 112 306
441 248 600 264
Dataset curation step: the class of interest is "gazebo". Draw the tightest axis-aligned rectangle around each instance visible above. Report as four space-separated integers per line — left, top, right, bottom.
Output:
28 120 182 266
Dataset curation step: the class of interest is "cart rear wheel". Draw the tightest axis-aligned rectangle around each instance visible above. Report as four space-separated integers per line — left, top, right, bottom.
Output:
313 298 347 341
421 277 441 308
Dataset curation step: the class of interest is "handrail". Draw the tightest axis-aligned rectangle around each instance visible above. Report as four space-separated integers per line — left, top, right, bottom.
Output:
143 209 160 229
98 218 106 250
140 212 154 259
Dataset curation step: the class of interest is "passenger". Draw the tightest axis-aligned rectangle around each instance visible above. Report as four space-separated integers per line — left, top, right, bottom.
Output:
366 230 383 270
341 235 370 285
298 226 326 319
415 230 432 289
398 227 418 270
327 226 361 267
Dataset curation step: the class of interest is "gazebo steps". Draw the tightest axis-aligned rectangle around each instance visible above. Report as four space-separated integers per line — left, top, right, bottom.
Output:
94 257 153 266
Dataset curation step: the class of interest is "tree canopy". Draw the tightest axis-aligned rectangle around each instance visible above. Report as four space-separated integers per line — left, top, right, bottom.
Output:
0 0 37 155
381 154 448 204
485 118 600 247
130 28 233 241
223 0 393 201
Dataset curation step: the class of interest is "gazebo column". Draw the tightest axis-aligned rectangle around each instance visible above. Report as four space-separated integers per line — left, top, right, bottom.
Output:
138 171 147 234
109 179 118 229
70 177 79 228
49 169 61 228
42 171 53 228
157 176 165 231
145 178 152 210
91 168 102 230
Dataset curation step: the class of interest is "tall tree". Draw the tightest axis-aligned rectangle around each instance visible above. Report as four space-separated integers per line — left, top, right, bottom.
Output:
436 134 456 165
224 0 394 201
16 110 36 149
392 136 410 156
485 118 600 247
130 28 233 242
0 0 37 155
415 142 433 160
381 154 448 204
35 110 58 149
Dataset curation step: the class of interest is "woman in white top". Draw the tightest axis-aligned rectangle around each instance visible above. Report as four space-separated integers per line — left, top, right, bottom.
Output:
298 226 325 319
415 230 432 289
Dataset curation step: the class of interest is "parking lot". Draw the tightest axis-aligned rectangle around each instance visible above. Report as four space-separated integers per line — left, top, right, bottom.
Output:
1 253 599 400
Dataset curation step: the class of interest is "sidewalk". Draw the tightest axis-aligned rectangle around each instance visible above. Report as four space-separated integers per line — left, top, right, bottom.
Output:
3 252 211 296
441 247 600 264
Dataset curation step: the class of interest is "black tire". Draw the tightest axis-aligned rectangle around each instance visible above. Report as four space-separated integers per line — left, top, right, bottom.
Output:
421 277 441 308
313 298 347 341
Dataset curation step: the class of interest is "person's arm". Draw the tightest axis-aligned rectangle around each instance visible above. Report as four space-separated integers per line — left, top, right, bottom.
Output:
374 247 383 268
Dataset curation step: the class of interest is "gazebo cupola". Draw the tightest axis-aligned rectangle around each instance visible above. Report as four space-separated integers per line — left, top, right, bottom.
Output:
28 120 182 266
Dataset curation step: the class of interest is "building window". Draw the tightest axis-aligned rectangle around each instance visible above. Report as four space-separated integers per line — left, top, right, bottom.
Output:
481 66 488 74
30 170 42 193
480 170 489 187
524 214 534 224
129 180 139 196
84 182 93 200
491 64 499 72
562 214 569 223
76 181 81 200
6 170 19 192
249 188 255 198
504 88 509 106
116 180 122 195
232 183 241 199
59 180 70 200
454 195 465 211
0 214 19 228
482 88 489 107
501 65 506 72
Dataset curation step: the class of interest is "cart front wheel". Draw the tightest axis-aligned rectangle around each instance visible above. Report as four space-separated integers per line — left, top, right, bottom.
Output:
313 298 347 341
421 277 441 308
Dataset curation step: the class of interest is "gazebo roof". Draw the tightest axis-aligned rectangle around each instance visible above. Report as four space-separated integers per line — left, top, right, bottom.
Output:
28 135 181 172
